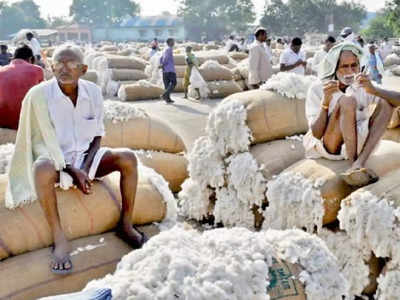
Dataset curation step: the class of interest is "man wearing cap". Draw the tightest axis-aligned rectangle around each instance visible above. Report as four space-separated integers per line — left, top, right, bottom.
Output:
280 37 307 75
248 27 273 89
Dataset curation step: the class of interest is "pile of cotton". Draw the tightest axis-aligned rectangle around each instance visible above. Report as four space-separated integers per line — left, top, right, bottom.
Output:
0 143 14 174
384 53 400 68
85 226 348 300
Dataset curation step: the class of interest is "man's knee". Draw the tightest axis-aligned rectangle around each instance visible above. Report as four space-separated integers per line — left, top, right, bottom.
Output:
115 150 137 172
378 99 393 118
33 159 58 184
339 96 357 114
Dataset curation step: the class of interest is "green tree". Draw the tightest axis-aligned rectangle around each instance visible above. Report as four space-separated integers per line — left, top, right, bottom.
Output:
177 0 255 41
362 12 394 40
387 0 400 36
261 0 366 37
47 16 73 28
70 0 140 26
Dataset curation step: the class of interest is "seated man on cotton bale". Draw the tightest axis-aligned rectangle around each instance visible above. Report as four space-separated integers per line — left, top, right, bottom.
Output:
6 45 147 275
304 42 400 186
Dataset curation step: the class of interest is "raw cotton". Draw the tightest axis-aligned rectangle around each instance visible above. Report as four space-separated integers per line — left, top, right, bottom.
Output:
84 226 348 300
264 171 325 233
0 143 14 174
260 72 318 100
103 100 147 123
178 179 213 221
206 99 253 156
375 263 400 300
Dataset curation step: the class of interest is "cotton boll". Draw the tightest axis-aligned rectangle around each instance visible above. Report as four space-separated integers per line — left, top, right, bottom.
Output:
206 99 253 156
178 179 212 221
261 73 317 99
0 143 15 174
264 171 325 232
375 263 400 300
103 100 147 123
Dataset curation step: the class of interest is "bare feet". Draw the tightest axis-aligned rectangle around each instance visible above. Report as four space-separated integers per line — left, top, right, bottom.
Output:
51 235 73 274
116 221 147 249
341 164 379 187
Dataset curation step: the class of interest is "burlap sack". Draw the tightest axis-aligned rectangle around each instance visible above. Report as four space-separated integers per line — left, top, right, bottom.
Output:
229 52 248 61
199 63 233 81
118 81 164 101
100 45 119 52
196 52 230 65
174 78 185 92
136 151 188 193
102 116 186 153
207 80 242 99
251 139 305 180
384 54 400 67
232 68 242 81
175 65 186 78
224 90 308 145
392 65 400 76
174 55 186 66
204 44 219 50
0 128 17 144
0 171 166 260
0 230 156 300
280 140 400 225
104 55 148 70
383 128 400 143
81 70 98 84
116 49 134 56
110 69 148 81
236 79 247 91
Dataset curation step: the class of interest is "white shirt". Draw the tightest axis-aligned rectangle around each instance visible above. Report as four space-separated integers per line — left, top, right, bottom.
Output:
27 38 41 56
311 49 328 73
280 48 306 75
379 43 392 60
248 40 273 85
44 78 105 167
265 44 273 63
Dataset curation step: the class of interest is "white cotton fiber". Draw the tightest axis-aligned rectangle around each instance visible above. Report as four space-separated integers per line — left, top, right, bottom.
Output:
318 229 371 298
261 72 317 99
375 263 400 300
0 143 15 174
84 226 348 300
264 171 325 232
103 100 147 123
178 179 212 221
206 99 252 156
338 191 400 263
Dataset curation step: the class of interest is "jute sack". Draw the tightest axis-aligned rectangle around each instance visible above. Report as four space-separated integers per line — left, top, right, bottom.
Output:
104 55 148 70
136 151 188 193
118 81 164 101
174 55 186 66
383 128 400 143
81 70 98 84
0 128 17 144
100 45 119 52
204 44 219 50
392 65 400 76
237 58 249 79
0 171 166 260
229 52 248 61
224 90 308 145
102 115 186 153
277 140 400 225
250 139 305 180
207 80 242 99
116 49 134 56
174 78 185 92
0 230 156 300
384 54 400 67
175 65 186 78
196 53 230 65
236 79 247 91
232 68 242 81
199 62 233 81
109 69 148 81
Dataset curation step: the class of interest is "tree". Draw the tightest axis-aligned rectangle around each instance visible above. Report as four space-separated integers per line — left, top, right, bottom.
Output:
387 0 400 36
70 0 140 26
261 0 366 37
178 0 255 41
362 12 394 40
0 0 47 39
47 16 73 28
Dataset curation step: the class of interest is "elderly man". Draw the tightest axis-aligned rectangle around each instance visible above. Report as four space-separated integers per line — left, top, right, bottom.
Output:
311 36 336 74
7 45 146 275
248 27 273 89
280 37 307 75
304 43 400 186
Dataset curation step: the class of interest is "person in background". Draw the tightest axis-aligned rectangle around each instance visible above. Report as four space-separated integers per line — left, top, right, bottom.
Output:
226 35 239 52
280 37 307 75
311 36 336 74
150 38 159 50
159 38 176 103
26 32 41 63
183 46 200 100
357 36 365 49
367 44 384 85
0 45 12 66
248 27 273 89
238 37 247 52
0 45 43 129
379 37 392 61
265 38 273 64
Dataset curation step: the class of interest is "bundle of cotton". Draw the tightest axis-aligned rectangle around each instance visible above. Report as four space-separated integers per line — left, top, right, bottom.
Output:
384 53 400 68
84 51 103 69
229 51 248 62
117 80 164 101
85 226 348 300
0 128 17 145
0 143 14 174
81 69 99 84
195 50 230 65
375 263 400 300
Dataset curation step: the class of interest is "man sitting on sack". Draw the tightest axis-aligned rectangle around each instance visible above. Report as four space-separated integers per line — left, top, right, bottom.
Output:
304 42 400 186
6 45 147 275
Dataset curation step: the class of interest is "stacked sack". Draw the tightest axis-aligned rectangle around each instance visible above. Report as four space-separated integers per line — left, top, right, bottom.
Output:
179 72 389 298
384 53 400 75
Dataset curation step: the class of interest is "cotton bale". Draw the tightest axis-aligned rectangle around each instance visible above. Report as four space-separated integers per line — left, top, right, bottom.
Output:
102 55 148 70
384 54 400 68
207 80 242 99
199 60 234 81
117 80 164 101
0 128 17 144
196 51 230 65
229 51 248 61
109 69 148 81
81 70 98 84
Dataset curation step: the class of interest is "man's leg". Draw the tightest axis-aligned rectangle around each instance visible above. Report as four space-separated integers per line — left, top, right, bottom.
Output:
34 159 72 272
164 72 176 101
352 99 393 168
323 103 345 155
161 72 169 99
94 149 144 248
339 96 358 163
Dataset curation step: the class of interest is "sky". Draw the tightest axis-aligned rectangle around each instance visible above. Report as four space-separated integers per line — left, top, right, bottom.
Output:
5 0 387 19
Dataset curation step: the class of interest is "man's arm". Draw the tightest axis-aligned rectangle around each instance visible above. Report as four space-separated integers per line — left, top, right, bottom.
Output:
81 136 101 173
357 74 400 107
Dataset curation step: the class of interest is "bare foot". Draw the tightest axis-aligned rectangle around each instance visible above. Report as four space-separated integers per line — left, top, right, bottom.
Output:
116 221 147 249
51 235 73 274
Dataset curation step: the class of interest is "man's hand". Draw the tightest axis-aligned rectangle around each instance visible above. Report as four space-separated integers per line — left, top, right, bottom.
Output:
356 74 377 96
68 167 92 194
323 80 340 106
295 59 304 67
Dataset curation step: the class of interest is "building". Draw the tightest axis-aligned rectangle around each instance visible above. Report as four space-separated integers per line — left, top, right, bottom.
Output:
56 24 92 43
93 15 185 42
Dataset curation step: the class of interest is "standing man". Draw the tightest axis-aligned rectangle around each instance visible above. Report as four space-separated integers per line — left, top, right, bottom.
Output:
265 38 273 64
26 32 41 63
379 38 392 61
248 27 273 89
311 36 336 74
0 45 43 129
280 37 307 75
7 45 146 274
159 38 176 103
367 44 384 85
0 45 12 66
